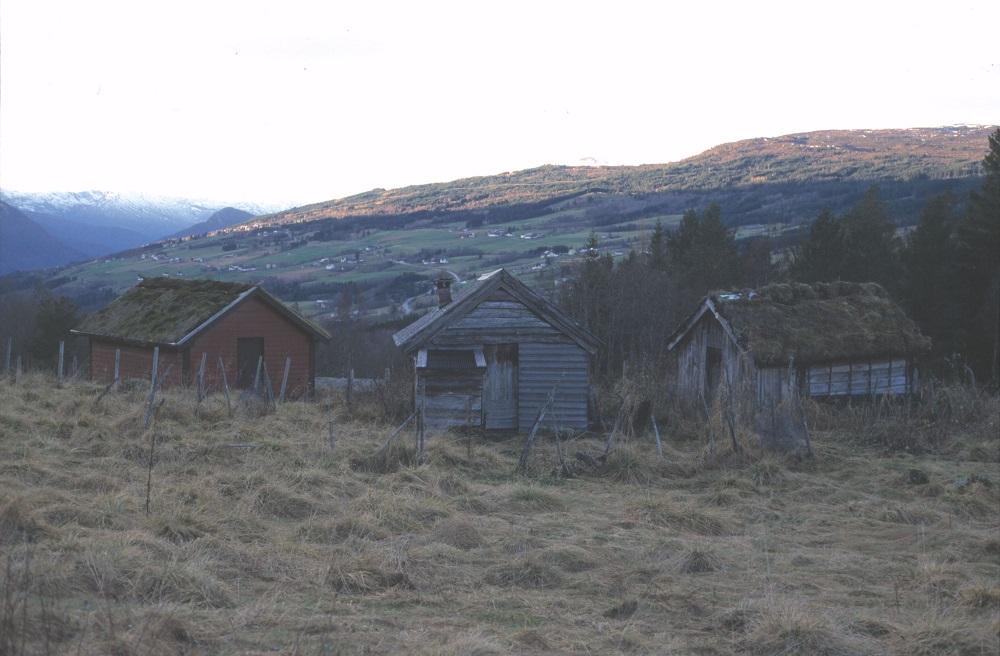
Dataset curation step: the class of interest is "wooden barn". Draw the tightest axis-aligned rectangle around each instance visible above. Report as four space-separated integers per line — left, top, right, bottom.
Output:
72 278 330 398
392 269 600 432
666 282 930 407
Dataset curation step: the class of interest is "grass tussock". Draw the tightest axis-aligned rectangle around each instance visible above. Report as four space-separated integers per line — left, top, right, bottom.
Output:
0 373 996 654
627 497 729 536
743 597 870 656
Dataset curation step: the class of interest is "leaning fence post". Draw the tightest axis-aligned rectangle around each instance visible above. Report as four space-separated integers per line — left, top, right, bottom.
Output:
279 356 291 403
4 337 11 375
217 357 232 417
652 415 664 459
57 341 65 381
253 356 263 394
261 360 276 412
196 352 207 402
113 349 121 390
150 346 160 387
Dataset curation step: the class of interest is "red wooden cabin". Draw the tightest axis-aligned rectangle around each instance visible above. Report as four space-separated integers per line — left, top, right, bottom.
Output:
72 278 330 398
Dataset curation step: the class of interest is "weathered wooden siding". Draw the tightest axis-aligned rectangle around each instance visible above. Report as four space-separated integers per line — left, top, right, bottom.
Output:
673 310 920 407
429 292 564 346
673 314 745 402
517 341 589 431
806 358 912 397
416 287 592 432
418 368 483 430
483 344 517 430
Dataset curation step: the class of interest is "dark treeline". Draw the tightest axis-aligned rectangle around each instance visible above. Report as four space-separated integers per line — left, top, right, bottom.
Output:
559 205 777 378
560 128 1000 387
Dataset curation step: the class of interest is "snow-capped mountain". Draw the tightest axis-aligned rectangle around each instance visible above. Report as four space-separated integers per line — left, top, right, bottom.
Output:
0 189 273 242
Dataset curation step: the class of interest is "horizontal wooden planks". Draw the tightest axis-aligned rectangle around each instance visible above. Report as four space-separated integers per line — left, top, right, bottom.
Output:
420 369 483 429
517 342 589 431
807 358 910 397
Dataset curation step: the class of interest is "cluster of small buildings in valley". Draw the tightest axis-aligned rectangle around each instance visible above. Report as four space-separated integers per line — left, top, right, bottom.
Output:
76 264 931 439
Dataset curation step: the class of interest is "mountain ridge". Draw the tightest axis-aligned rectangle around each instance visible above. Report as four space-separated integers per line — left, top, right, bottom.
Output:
233 125 992 231
0 201 86 274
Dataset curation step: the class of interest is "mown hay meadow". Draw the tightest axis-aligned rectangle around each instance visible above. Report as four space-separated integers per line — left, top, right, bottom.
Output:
1 372 998 655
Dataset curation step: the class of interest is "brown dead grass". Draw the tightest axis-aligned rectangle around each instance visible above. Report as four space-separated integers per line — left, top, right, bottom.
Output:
0 372 997 654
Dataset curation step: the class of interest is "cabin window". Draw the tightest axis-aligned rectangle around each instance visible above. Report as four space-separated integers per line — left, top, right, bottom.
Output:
426 349 478 369
236 337 264 388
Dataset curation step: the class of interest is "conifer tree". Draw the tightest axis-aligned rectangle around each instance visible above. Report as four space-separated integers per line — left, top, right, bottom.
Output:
791 209 844 282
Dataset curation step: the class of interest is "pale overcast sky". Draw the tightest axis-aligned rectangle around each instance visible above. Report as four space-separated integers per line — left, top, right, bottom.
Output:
1 0 997 207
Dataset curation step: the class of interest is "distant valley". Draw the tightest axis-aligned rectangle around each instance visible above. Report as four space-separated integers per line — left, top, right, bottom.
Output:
1 125 993 317
0 190 269 274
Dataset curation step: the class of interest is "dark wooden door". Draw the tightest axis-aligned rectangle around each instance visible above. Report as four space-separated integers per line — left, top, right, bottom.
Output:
483 344 517 430
237 337 264 389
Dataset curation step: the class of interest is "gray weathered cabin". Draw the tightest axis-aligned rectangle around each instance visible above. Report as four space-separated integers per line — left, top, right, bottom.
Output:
392 269 600 432
665 282 930 407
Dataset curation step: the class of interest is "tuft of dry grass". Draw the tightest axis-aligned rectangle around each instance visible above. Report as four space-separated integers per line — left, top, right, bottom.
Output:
627 497 730 536
743 597 871 656
0 373 996 655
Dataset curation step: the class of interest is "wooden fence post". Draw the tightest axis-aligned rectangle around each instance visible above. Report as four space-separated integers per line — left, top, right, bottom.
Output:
417 396 426 464
652 415 664 459
466 397 473 458
57 341 65 381
113 349 121 390
279 356 291 403
196 352 207 402
4 337 11 376
150 346 160 387
346 368 354 415
253 356 263 394
15 355 22 384
262 360 276 410
217 357 232 417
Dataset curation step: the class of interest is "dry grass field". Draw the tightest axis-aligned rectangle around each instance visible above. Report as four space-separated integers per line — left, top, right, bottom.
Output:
1 374 998 655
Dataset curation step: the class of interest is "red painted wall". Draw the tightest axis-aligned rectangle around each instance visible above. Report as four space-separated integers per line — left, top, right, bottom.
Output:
90 340 185 387
88 295 317 398
186 296 315 399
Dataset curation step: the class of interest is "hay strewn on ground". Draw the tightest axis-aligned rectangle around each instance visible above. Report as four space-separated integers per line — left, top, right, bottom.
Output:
1 373 997 654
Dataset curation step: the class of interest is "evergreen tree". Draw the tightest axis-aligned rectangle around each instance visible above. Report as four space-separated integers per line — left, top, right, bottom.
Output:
952 128 1000 384
791 209 844 282
29 294 79 367
901 193 958 354
666 204 740 305
648 220 667 271
839 186 901 290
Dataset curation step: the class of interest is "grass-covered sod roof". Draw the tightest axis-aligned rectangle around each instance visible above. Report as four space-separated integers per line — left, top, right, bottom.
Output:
74 278 254 344
712 282 931 366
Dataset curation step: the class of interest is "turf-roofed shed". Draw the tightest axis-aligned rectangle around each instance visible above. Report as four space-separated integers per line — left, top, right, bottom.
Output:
665 282 930 406
393 268 600 432
72 278 330 398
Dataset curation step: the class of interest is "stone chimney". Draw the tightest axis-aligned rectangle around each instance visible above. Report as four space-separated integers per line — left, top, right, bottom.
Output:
435 273 453 308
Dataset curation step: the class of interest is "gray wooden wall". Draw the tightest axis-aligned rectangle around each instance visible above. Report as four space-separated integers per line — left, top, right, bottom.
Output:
415 288 591 432
671 312 917 408
418 368 483 430
518 342 589 432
